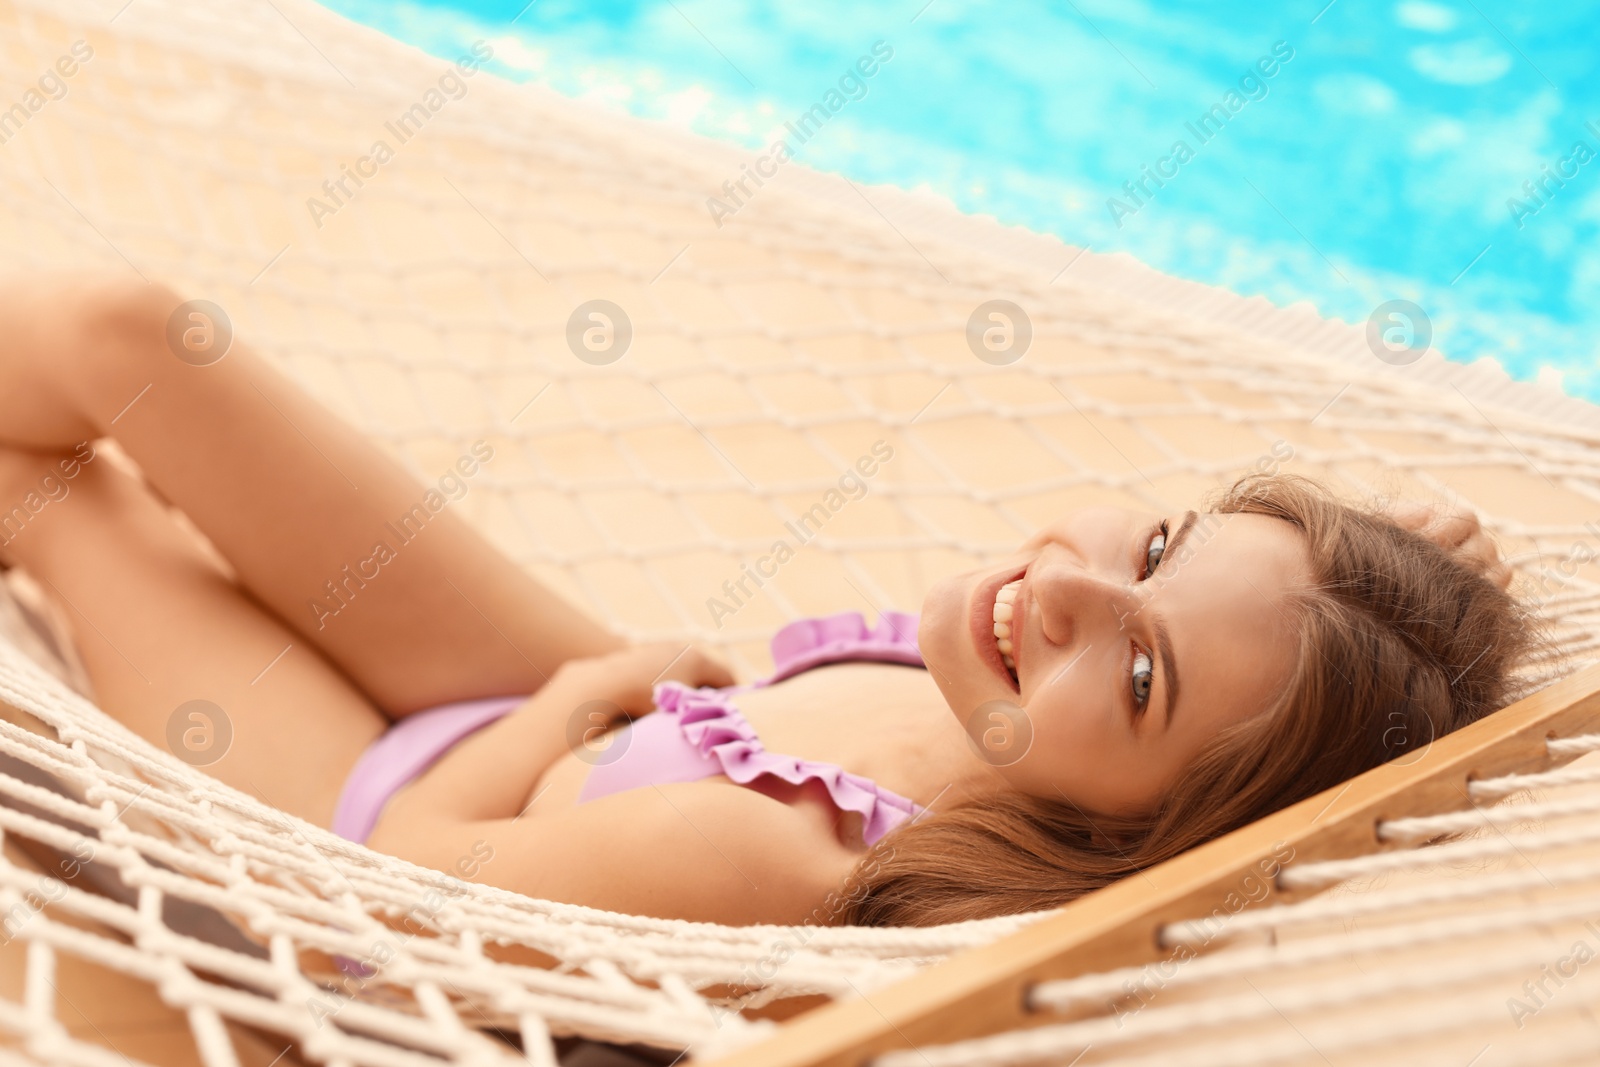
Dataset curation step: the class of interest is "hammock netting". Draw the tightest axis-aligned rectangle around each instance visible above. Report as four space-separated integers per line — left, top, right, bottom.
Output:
1 0 1600 1064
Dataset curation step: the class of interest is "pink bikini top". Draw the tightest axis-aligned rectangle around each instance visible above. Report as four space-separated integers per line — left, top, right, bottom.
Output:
332 611 927 846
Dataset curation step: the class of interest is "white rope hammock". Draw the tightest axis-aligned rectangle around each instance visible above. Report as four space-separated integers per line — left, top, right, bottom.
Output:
878 742 1600 1067
1 0 1599 1063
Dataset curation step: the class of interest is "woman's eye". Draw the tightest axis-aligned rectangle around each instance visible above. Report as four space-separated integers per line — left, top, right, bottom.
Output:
1143 523 1168 578
1131 649 1154 709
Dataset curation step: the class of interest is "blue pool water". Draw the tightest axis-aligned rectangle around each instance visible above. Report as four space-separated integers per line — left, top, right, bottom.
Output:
319 0 1600 402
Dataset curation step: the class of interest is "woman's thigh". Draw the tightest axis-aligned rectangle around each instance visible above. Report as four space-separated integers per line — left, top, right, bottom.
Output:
0 446 386 828
0 276 625 716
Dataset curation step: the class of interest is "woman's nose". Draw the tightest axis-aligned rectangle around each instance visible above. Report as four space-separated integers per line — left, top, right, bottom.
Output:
1030 555 1137 648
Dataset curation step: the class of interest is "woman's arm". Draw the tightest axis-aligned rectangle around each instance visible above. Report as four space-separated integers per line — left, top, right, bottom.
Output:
384 642 734 823
369 643 862 925
394 781 861 925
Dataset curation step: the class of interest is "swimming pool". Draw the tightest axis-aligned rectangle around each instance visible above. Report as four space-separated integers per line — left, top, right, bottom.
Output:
318 0 1600 403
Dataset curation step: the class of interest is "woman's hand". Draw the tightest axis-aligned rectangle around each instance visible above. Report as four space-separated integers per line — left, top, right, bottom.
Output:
1388 501 1513 591
540 641 737 718
377 641 737 828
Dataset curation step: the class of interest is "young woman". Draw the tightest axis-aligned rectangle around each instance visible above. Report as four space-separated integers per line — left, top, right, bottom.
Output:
0 277 1530 928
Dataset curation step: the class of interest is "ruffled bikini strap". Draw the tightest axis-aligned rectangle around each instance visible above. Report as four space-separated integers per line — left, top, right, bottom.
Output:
763 610 924 686
654 682 922 846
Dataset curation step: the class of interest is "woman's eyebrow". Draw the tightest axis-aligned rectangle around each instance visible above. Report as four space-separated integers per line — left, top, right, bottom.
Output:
1154 509 1198 731
1155 616 1179 733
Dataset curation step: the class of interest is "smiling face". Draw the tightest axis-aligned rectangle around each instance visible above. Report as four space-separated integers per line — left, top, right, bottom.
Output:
919 505 1312 819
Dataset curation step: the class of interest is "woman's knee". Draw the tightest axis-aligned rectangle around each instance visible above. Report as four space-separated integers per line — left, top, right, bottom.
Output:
80 276 188 368
0 273 181 439
61 276 196 427
81 274 181 337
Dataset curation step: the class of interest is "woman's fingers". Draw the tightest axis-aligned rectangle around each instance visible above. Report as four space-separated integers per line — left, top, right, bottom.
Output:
1458 528 1514 591
1388 502 1436 536
1432 511 1482 552
1388 501 1511 589
555 641 736 716
642 642 736 691
1391 502 1479 548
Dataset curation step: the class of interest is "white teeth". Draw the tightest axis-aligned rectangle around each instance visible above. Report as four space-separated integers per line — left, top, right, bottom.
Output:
993 579 1022 679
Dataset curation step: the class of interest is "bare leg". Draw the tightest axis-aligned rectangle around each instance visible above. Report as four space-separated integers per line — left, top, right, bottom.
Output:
0 275 624 717
0 446 384 827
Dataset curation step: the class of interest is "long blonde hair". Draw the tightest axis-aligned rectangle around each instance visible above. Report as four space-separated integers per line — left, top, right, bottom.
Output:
844 474 1536 927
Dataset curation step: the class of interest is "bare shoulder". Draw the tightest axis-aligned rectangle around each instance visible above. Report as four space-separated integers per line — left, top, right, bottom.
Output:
376 779 866 926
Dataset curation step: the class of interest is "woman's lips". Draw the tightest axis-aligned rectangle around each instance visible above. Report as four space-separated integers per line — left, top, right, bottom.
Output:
971 566 1025 693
